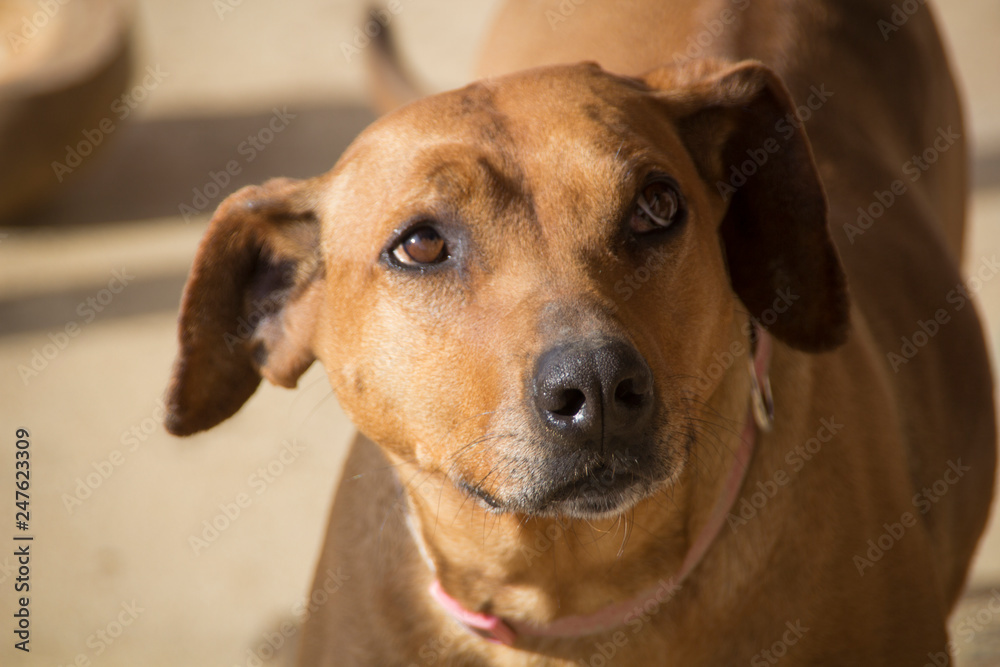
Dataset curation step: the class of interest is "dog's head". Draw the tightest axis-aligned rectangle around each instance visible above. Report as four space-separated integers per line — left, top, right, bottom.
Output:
166 60 848 520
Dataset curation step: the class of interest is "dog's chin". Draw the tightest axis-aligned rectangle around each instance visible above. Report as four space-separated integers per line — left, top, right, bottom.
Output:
460 467 670 520
537 477 661 519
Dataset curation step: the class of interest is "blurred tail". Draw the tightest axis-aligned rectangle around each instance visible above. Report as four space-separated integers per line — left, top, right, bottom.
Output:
366 8 425 114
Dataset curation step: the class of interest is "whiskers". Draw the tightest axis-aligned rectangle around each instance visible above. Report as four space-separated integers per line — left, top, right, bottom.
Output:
614 510 635 561
364 378 749 571
664 370 748 480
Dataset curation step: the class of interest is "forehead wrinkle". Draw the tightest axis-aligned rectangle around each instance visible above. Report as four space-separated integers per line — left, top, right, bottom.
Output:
475 155 538 231
423 81 544 241
394 145 534 216
513 122 640 247
508 113 692 282
447 80 518 149
457 95 541 239
363 143 540 277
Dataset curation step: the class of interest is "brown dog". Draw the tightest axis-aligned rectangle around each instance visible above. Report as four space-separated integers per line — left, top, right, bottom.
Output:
166 0 996 664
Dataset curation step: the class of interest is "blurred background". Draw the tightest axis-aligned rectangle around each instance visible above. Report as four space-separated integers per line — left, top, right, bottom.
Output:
0 1 997 665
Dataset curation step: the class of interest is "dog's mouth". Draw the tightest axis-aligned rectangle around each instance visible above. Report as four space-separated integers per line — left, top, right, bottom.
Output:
458 457 667 519
547 462 642 501
540 463 659 517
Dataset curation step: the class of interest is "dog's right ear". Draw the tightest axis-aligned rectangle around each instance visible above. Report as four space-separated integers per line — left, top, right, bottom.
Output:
165 178 324 436
643 60 850 352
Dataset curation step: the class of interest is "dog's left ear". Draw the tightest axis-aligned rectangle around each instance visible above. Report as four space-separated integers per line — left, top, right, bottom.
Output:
645 60 849 352
166 177 324 436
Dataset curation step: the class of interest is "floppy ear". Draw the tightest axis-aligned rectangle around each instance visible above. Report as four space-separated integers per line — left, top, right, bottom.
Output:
165 177 324 436
645 60 849 352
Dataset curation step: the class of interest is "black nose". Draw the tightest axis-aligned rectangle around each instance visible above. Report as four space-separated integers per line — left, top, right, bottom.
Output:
533 339 654 452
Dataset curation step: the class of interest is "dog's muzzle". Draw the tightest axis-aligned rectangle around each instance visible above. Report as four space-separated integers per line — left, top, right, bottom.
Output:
459 337 670 517
532 337 654 454
516 337 662 516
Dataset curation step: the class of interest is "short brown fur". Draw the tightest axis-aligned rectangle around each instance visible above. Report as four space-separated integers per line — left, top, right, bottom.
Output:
167 1 995 664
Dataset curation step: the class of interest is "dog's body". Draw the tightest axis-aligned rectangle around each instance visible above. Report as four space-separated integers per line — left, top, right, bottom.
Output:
167 1 995 664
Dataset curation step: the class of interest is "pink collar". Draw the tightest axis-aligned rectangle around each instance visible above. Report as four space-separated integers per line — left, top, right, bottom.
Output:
429 329 773 646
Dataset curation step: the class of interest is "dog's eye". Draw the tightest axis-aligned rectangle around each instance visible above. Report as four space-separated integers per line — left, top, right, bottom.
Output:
392 226 448 266
630 179 683 234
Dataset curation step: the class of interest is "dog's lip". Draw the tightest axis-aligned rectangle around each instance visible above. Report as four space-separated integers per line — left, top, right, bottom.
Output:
458 461 659 516
536 466 658 518
457 480 506 511
542 463 645 505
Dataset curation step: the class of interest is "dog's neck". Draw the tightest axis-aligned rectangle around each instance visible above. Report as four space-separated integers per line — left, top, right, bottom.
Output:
394 324 770 643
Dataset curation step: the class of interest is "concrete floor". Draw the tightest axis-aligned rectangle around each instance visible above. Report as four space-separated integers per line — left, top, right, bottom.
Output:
0 1 998 665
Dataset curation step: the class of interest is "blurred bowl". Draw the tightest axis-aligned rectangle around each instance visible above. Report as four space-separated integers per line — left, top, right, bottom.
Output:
0 0 133 221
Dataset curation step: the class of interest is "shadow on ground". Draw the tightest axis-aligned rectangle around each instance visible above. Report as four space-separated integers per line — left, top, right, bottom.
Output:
6 103 377 227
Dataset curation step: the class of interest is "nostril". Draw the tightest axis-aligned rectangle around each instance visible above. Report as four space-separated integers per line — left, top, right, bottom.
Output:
614 378 648 409
534 339 653 442
551 389 587 417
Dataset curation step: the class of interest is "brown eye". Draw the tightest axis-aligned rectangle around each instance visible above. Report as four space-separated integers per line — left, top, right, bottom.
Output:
630 179 683 234
392 226 448 266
